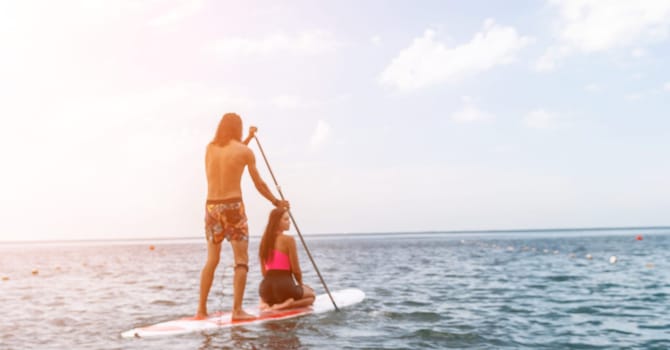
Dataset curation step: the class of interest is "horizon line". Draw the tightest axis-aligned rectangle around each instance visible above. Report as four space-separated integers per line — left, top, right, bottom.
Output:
1 225 668 245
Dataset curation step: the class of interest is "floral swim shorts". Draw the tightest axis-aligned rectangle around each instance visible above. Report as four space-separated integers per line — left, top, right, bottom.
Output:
204 198 249 244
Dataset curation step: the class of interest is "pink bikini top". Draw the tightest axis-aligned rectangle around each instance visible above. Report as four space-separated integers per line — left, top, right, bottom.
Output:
265 249 291 271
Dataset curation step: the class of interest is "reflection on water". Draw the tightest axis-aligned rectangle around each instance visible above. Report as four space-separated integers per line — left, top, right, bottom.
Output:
195 318 302 349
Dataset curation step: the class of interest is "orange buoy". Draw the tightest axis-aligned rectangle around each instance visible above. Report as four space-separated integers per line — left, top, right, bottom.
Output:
2 276 9 281
635 234 643 241
149 245 155 251
31 269 39 275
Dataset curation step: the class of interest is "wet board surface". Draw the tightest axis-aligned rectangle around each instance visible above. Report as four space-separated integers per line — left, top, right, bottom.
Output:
121 288 365 338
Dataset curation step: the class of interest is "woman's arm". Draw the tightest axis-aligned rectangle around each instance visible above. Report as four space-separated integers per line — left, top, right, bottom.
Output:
260 259 267 277
287 237 303 285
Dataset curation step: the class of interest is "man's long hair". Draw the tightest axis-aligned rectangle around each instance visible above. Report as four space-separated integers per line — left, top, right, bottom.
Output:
259 208 288 265
211 113 242 146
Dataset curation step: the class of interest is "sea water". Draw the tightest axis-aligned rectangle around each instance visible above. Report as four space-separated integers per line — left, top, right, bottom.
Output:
1 229 669 349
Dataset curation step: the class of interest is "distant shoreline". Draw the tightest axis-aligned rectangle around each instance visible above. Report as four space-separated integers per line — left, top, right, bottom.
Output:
1 225 669 245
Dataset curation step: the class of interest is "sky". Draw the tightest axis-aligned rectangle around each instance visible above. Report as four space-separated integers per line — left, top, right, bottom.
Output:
1 0 669 241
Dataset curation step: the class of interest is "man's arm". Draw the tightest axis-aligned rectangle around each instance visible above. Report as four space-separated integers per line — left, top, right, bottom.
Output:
246 149 289 207
242 126 258 146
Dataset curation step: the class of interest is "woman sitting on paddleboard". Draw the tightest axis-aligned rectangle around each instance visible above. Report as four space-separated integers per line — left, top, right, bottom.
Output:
258 208 315 310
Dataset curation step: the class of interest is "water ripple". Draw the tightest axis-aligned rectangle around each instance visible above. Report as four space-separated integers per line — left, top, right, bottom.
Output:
1 232 669 349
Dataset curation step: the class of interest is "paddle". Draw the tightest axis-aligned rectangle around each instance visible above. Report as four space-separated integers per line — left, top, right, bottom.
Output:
253 134 340 311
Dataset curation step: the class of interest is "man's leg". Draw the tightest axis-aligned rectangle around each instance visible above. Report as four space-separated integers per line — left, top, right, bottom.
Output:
230 239 255 320
196 240 221 318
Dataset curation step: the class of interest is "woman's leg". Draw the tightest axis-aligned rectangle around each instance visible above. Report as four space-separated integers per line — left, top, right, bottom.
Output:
301 285 315 299
269 284 315 310
288 285 315 308
284 296 315 309
259 298 271 311
269 298 295 310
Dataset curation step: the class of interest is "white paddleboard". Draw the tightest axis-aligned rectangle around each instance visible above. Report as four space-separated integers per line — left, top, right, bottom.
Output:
121 288 365 338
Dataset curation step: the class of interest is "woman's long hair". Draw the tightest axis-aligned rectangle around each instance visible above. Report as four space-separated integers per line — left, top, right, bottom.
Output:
211 113 242 146
259 208 287 265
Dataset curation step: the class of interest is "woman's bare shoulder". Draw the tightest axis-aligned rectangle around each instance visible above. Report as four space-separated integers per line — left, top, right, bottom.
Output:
276 234 295 248
278 234 295 243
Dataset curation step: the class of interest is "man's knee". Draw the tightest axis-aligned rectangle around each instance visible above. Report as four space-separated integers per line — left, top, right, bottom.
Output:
234 263 248 273
203 256 220 270
206 243 222 266
206 253 221 265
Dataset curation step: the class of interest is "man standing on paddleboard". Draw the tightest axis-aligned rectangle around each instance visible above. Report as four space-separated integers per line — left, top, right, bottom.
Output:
197 113 289 321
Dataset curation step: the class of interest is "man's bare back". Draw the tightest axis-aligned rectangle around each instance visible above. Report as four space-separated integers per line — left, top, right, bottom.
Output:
206 141 250 200
206 138 280 205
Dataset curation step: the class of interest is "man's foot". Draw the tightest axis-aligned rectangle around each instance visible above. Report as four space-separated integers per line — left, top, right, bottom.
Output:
231 310 256 321
193 311 208 320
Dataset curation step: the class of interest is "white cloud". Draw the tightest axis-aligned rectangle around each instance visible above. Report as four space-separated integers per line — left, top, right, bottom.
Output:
210 30 341 58
534 45 572 72
625 92 643 101
380 19 532 91
309 120 331 151
538 0 670 70
664 82 670 91
451 97 494 123
148 0 204 27
524 109 561 130
371 35 382 46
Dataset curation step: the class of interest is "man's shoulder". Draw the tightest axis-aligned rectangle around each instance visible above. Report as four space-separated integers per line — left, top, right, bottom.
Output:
208 141 250 152
234 142 253 159
235 140 251 150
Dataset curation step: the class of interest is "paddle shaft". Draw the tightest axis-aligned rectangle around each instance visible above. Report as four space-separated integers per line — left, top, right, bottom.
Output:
253 135 339 311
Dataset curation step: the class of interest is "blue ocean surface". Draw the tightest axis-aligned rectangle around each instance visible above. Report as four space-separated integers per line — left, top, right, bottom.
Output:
1 229 669 349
